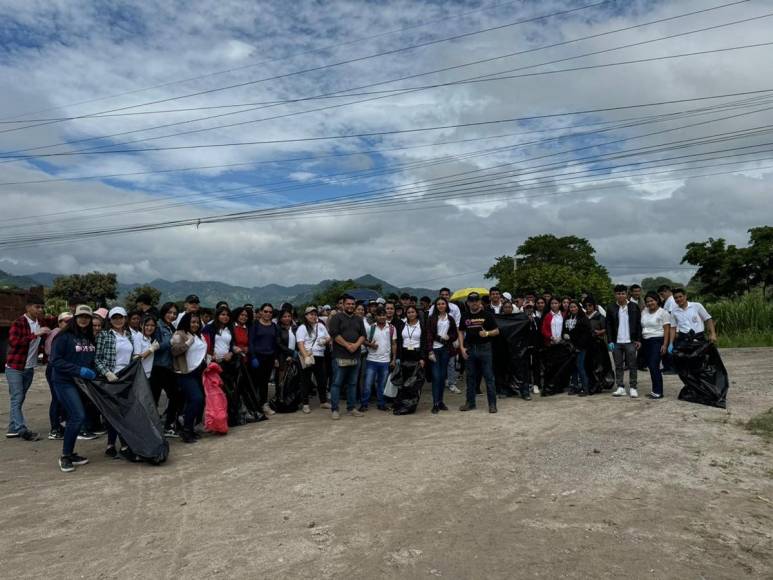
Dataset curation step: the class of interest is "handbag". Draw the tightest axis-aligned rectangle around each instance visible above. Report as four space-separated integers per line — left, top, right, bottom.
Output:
336 357 357 367
300 355 315 369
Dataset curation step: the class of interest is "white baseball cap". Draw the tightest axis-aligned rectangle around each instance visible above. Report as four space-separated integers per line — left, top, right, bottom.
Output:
108 306 127 319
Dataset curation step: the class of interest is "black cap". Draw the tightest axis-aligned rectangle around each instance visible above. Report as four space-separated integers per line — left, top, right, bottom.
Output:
467 292 481 301
185 294 200 304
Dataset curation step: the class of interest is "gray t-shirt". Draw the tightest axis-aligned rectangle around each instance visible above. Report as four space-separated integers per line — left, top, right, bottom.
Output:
327 313 366 359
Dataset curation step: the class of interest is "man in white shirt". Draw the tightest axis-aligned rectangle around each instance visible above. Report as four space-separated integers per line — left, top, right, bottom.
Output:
429 288 462 393
657 285 677 314
174 294 200 328
361 307 396 411
669 288 717 346
606 285 642 398
488 287 504 314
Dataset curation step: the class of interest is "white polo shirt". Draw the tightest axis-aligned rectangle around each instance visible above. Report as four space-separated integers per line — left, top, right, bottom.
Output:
663 295 676 314
670 302 711 334
615 304 631 344
367 323 394 363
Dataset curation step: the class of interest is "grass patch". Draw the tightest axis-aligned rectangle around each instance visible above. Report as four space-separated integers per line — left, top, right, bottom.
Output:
746 408 773 439
705 292 773 348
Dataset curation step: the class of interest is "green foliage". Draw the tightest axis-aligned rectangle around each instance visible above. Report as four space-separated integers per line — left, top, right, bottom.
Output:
704 290 773 347
44 297 69 318
48 272 118 308
682 227 773 299
640 276 683 293
486 235 612 302
124 285 161 310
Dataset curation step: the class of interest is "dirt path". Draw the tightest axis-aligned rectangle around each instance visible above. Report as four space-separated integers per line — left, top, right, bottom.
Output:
1 348 771 579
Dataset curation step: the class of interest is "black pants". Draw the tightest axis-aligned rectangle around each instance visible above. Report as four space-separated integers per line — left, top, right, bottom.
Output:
251 354 276 407
150 366 180 429
301 356 328 404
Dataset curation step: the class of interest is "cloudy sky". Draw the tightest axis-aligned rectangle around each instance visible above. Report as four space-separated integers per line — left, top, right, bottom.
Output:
1 0 772 290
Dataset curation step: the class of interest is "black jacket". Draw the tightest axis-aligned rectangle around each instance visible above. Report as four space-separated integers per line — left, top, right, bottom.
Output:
563 315 592 350
605 302 642 343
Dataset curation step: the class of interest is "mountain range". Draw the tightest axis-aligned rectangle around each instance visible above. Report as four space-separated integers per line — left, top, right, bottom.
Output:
0 270 438 307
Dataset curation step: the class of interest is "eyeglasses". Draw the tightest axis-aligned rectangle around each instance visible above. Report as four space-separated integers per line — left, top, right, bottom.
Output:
262 309 274 315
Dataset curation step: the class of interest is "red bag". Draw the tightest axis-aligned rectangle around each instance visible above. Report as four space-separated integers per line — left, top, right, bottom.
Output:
202 362 228 434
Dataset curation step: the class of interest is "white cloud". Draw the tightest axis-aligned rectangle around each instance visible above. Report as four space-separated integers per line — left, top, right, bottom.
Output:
0 0 772 290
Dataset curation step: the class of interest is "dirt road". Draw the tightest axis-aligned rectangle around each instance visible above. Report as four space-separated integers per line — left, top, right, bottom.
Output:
1 348 771 579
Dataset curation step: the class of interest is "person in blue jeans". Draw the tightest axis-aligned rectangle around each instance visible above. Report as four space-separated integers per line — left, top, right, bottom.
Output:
361 307 396 411
327 294 366 420
425 297 458 414
49 305 97 473
458 292 500 413
563 301 592 396
641 292 672 399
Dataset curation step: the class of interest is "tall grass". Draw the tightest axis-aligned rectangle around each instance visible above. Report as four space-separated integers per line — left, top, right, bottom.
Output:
703 291 773 348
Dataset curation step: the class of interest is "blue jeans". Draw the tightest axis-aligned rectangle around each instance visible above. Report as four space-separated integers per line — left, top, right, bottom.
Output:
446 354 458 389
178 368 204 432
571 350 589 390
330 358 359 412
6 366 35 434
465 343 496 407
643 337 664 396
45 365 64 431
53 381 85 456
432 346 450 405
362 360 390 408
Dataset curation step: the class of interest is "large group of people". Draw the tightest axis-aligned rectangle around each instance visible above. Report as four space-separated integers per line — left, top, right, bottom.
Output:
4 282 717 473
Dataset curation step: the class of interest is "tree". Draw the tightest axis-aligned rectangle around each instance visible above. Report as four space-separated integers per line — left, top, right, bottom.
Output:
681 238 753 299
49 272 118 307
640 276 683 293
124 285 162 310
311 279 359 308
485 234 613 302
747 226 773 298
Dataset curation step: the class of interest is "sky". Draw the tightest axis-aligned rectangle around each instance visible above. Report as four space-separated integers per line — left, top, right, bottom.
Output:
0 0 772 290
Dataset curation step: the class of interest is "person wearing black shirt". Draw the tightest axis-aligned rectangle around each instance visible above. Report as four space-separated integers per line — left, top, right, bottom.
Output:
458 292 500 413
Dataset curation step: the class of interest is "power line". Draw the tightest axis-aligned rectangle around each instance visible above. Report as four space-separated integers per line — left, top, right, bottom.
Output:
0 0 526 122
5 2 761 154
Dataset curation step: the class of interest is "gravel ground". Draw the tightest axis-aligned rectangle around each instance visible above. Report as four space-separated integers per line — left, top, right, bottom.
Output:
0 348 771 579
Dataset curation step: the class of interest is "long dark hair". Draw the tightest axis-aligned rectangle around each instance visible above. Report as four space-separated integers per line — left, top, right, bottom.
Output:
231 306 253 327
213 305 232 334
568 300 587 319
177 312 202 336
60 315 95 342
159 302 178 328
430 297 450 324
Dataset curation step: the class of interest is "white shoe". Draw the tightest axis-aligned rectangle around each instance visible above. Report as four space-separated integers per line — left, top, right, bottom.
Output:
532 385 540 395
302 404 311 414
629 388 639 399
262 403 276 416
448 385 461 394
612 387 626 397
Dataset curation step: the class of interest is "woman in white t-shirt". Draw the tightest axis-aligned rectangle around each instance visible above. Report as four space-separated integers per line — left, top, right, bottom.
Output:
640 292 671 399
295 307 332 414
132 316 160 379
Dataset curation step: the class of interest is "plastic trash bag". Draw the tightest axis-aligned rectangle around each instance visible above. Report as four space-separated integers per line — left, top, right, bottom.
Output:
586 337 615 393
270 360 302 413
541 343 575 396
493 313 532 394
203 362 228 434
384 362 400 398
673 336 729 408
392 361 425 415
76 360 169 464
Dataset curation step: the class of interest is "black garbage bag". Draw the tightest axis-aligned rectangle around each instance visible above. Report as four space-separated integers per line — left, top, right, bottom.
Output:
586 338 615 393
541 343 574 395
270 360 302 413
493 313 531 394
673 337 729 408
392 362 425 415
76 360 169 465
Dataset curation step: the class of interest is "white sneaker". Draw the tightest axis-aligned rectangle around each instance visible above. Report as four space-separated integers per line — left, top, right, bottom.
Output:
302 404 311 414
320 402 331 409
262 403 276 416
532 385 540 395
331 410 340 420
629 388 639 399
612 387 626 397
448 385 461 394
